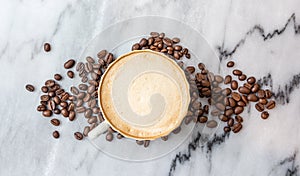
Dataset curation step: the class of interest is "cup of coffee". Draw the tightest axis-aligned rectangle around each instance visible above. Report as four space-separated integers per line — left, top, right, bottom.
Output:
88 50 190 140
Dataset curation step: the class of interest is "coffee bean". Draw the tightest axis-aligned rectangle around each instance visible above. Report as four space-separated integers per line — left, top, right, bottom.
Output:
106 53 114 65
163 38 172 46
68 103 75 111
37 105 46 111
207 120 217 128
77 92 86 99
224 75 232 84
55 88 64 96
227 61 235 68
231 80 238 90
44 43 51 52
216 102 226 111
227 118 234 127
225 108 234 117
238 74 247 81
228 97 236 107
90 123 98 130
78 84 88 91
172 127 181 134
47 100 56 111
64 59 75 69
224 126 231 133
48 91 55 97
50 118 60 126
84 108 92 118
91 72 98 80
97 50 107 59
254 102 264 112
60 101 68 108
247 76 256 84
76 62 84 71
74 132 83 140
25 84 35 92
83 126 90 136
198 63 206 70
214 75 223 83
186 53 191 59
158 32 165 38
139 38 148 47
41 95 50 101
92 107 100 114
54 74 62 81
161 136 168 141
237 101 246 107
234 106 244 114
235 115 243 123
83 93 91 102
75 106 86 113
53 109 61 114
241 95 248 104
231 92 241 101
185 116 193 124
88 116 97 124
45 79 55 87
247 94 258 102
222 88 232 96
211 109 221 116
144 140 150 148
261 111 269 119
76 99 83 107
219 114 229 122
232 123 242 133
42 110 52 117
251 83 260 93
265 89 273 98
41 86 48 93
172 37 180 43
67 71 74 78
81 76 88 83
85 62 93 72
150 32 159 37
243 83 252 90
61 92 69 101
53 131 59 138
259 98 268 105
173 45 182 51
61 108 69 117
136 140 144 145
266 100 276 109
238 86 250 94
257 90 265 98
198 116 208 123
233 69 242 76
70 86 79 95
86 56 95 63
68 111 76 121
186 66 195 74
173 51 180 60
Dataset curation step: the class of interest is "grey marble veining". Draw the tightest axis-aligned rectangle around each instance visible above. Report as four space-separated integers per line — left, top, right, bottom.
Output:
1 0 300 176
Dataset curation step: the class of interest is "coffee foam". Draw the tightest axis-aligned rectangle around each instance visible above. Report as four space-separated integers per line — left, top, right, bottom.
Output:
99 50 190 140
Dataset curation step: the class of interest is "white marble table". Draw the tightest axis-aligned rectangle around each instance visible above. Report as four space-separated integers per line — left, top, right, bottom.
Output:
1 0 300 175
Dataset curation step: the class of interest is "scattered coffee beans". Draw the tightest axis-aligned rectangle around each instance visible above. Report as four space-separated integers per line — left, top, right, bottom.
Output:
25 84 35 92
44 43 51 52
74 132 83 140
53 131 59 138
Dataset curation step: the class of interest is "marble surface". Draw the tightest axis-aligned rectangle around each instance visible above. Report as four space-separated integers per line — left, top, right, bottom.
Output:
1 0 300 175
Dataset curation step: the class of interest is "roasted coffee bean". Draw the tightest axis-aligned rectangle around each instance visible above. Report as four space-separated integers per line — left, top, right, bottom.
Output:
25 84 35 92
70 86 79 95
41 100 47 105
139 38 148 47
53 109 61 114
238 74 247 81
227 118 234 127
158 32 165 38
255 103 264 112
231 80 238 90
243 83 252 90
259 98 268 105
85 62 93 72
78 84 88 91
219 114 229 122
265 89 273 98
74 132 83 140
238 86 250 94
144 140 150 148
91 72 98 80
104 132 113 142
48 91 55 97
68 95 76 101
227 61 235 67
68 111 76 121
55 88 64 95
247 94 258 102
53 131 59 138
232 123 243 133
76 99 83 107
214 75 223 83
88 80 99 86
173 45 182 51
235 115 243 123
76 62 84 71
167 49 173 55
92 107 100 114
67 103 75 111
186 66 195 74
47 100 56 111
76 106 86 113
136 140 144 145
37 105 46 111
77 92 86 99
207 120 217 128
88 116 97 124
185 53 191 59
163 38 172 46
64 59 75 69
228 98 236 107
41 95 50 101
81 76 88 83
67 71 74 78
86 56 95 63
172 127 181 134
83 93 91 102
261 111 269 119
44 43 51 52
147 37 154 45
225 108 234 117
97 50 107 59
51 118 60 126
84 108 92 118
93 64 101 69
60 101 68 108
241 95 248 104
198 116 208 123
106 53 114 65
257 89 265 98
54 74 62 81
211 109 221 116
224 75 232 84
233 69 242 76
237 101 246 107
216 102 225 111
231 92 241 101
172 37 180 43
184 116 193 124
90 123 98 130
61 108 69 117
88 99 97 108
45 79 55 87
198 63 206 70
266 100 276 109
251 83 260 93
83 126 90 136
42 110 52 117
247 76 256 84
222 88 232 96
173 51 180 60
203 105 209 114
224 126 231 133
41 86 48 93
234 106 244 114
61 93 69 101
150 32 159 37
161 136 168 141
